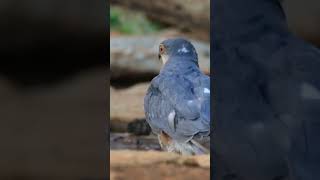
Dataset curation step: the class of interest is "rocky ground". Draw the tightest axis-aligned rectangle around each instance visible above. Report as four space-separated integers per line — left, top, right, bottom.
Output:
110 150 210 180
110 133 160 151
110 83 148 132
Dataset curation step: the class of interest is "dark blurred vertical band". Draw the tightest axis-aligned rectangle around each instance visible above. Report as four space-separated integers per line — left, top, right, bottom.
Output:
0 0 109 179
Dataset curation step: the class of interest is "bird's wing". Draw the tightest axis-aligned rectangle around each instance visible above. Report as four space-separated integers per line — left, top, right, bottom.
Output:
144 74 210 142
155 74 202 120
196 75 211 125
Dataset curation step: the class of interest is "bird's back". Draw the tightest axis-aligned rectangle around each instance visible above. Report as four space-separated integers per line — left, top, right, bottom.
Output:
144 70 210 143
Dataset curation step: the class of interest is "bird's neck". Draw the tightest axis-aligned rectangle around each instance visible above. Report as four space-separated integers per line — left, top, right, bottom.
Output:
212 0 288 46
161 57 200 75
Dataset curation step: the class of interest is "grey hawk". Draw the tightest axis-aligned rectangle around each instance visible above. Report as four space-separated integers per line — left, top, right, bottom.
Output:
144 38 210 155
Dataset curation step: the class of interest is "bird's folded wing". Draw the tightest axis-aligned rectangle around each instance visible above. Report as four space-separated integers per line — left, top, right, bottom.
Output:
152 75 200 120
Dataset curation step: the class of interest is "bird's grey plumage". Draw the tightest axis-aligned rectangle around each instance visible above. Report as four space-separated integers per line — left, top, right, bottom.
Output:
144 38 210 155
212 0 320 179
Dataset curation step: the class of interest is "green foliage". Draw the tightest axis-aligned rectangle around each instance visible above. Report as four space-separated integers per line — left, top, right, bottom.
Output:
110 7 162 34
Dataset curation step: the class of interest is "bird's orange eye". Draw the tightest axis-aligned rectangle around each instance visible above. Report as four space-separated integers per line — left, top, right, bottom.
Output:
159 45 164 53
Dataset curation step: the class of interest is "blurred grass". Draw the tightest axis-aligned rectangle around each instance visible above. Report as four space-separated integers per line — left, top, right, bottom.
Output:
110 6 163 35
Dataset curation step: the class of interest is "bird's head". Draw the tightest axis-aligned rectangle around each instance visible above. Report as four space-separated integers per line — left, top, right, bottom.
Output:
158 38 198 65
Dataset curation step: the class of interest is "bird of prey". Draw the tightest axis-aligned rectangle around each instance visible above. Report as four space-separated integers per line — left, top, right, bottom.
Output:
144 38 210 155
212 0 320 179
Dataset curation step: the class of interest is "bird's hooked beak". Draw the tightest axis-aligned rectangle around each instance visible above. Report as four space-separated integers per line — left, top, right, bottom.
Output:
158 53 161 61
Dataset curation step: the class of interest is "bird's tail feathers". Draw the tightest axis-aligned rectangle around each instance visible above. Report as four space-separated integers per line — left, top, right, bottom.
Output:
190 139 210 154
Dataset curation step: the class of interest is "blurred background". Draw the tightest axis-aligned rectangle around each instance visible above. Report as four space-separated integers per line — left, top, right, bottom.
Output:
0 0 107 179
0 0 318 179
109 0 210 179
